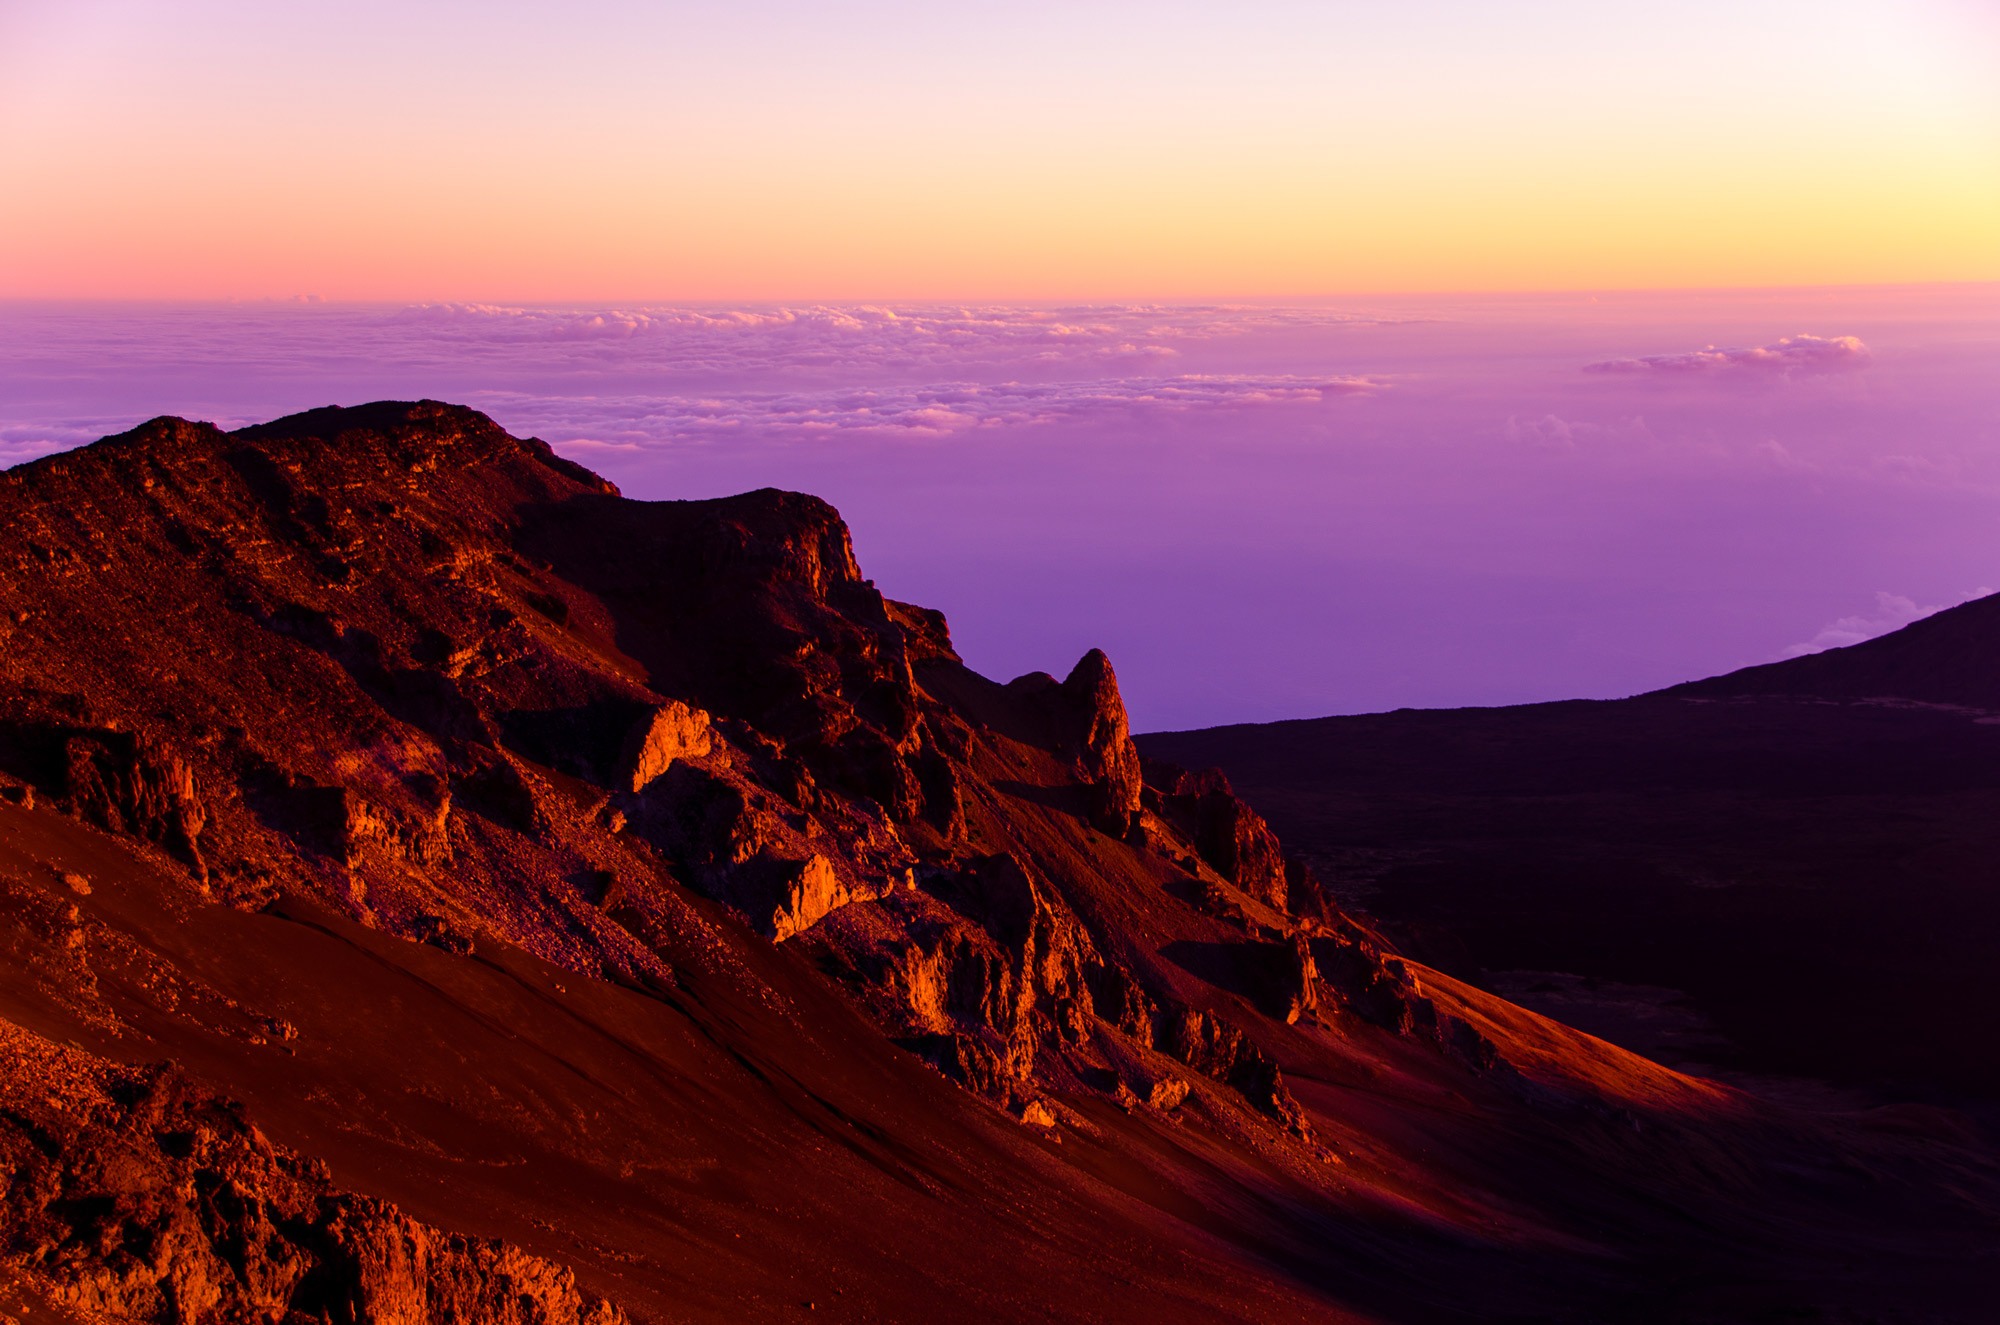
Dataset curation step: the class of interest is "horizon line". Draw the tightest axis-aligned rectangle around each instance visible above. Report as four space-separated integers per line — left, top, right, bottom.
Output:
3 279 1997 311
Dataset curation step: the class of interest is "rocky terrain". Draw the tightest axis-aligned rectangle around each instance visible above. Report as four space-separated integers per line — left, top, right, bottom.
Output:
0 401 1995 1322
0 1020 623 1325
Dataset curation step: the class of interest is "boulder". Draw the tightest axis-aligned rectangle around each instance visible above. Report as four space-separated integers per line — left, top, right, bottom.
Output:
617 700 713 792
765 852 848 941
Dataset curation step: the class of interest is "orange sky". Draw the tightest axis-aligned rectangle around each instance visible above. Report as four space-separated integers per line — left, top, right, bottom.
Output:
1 0 1996 300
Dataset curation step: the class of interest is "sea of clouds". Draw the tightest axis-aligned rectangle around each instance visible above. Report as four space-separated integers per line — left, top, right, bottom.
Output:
0 302 1394 462
3 289 1995 727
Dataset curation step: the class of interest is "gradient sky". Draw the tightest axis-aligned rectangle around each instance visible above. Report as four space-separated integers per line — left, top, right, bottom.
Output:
2 0 1997 299
4 5 1998 727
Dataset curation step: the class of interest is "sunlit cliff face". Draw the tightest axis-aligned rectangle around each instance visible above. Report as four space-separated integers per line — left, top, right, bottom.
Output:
4 284 1996 728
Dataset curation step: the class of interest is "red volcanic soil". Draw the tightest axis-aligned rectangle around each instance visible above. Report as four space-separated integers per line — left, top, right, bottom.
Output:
1 402 1996 1322
1140 600 2000 1124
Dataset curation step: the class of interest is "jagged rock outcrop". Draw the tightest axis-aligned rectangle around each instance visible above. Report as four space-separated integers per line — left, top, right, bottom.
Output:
0 705 208 881
1265 932 1321 1025
618 759 908 941
0 401 1477 1141
1309 928 1500 1071
1062 650 1145 834
1155 1002 1312 1137
808 853 1101 1103
0 1022 624 1325
1142 761 1287 910
618 700 713 792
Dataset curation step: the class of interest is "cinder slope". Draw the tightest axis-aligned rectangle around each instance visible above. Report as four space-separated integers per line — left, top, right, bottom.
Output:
3 403 1995 1322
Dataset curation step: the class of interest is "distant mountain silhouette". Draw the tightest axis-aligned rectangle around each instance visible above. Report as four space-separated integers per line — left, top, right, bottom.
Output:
1144 592 2000 1131
1672 590 2000 708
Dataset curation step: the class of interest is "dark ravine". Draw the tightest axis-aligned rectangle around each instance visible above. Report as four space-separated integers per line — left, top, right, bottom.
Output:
0 401 1995 1322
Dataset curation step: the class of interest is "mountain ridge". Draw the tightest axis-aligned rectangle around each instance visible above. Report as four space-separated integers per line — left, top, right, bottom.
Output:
2 402 1994 1322
1669 589 2000 709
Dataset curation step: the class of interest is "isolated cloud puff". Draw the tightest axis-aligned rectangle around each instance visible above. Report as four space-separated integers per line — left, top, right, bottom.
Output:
1502 412 1654 451
1585 334 1871 378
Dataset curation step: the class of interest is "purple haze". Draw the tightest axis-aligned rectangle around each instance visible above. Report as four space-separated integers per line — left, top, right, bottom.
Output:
3 286 1996 731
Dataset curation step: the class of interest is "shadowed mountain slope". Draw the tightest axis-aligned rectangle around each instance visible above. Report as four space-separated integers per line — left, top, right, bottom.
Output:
1141 593 2000 1124
1673 591 2000 709
1 403 1995 1321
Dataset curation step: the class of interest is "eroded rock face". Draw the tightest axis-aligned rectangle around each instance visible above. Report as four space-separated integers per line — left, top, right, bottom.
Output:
1310 931 1500 1072
806 854 1104 1104
0 712 208 881
289 782 454 868
1270 933 1321 1025
1143 762 1288 910
1062 650 1144 834
619 701 713 792
621 760 907 941
1159 1002 1312 1137
764 852 849 941
0 1022 625 1325
0 402 1474 1187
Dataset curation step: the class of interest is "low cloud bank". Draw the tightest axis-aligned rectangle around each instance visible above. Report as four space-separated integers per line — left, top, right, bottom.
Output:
1585 334 1870 378
484 373 1383 446
387 302 1399 378
0 302 1404 464
1 420 139 470
1 290 1991 725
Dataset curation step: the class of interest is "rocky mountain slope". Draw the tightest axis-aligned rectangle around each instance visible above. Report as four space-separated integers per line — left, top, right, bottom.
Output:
0 1016 623 1325
1142 595 2000 1123
2 402 1995 1322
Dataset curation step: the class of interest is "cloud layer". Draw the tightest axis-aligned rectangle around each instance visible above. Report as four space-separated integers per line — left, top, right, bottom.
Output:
1585 334 1870 377
481 374 1382 448
384 302 1401 380
2 290 1992 729
395 303 1394 443
0 302 1397 456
